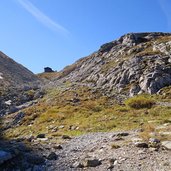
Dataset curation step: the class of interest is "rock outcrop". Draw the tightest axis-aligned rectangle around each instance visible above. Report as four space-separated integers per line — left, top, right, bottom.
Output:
53 32 171 97
44 67 54 73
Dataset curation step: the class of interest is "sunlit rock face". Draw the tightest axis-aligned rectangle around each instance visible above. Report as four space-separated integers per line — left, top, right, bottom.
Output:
53 32 171 97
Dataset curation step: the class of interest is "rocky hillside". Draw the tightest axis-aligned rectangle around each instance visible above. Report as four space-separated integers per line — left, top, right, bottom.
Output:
0 33 171 171
0 52 42 115
0 51 39 89
54 32 171 98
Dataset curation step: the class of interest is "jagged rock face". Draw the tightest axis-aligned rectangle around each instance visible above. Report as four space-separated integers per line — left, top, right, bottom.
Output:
56 32 171 97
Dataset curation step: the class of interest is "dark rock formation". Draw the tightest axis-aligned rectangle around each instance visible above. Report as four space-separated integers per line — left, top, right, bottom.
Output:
44 67 54 73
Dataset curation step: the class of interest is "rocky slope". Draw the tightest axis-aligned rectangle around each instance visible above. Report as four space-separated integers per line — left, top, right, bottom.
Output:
0 128 171 171
0 51 42 115
0 51 39 88
0 32 171 171
54 32 171 98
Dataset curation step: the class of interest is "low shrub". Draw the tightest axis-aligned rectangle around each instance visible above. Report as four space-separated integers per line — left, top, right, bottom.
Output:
125 95 155 109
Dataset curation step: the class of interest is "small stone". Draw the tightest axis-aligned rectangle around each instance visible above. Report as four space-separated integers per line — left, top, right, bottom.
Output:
53 145 63 150
163 162 170 166
131 137 143 143
138 149 146 154
47 152 58 160
37 138 48 141
51 127 58 132
107 164 114 170
159 132 171 136
62 135 71 139
83 159 101 167
161 141 171 150
109 158 116 164
149 138 160 144
117 132 129 136
58 125 65 129
37 134 46 138
26 135 35 142
114 160 118 166
139 156 147 160
148 138 160 148
135 142 148 148
114 137 124 141
149 147 158 152
72 161 83 168
69 125 77 130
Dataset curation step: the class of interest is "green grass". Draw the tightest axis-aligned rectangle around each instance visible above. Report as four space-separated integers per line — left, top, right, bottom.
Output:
3 86 171 141
125 94 155 109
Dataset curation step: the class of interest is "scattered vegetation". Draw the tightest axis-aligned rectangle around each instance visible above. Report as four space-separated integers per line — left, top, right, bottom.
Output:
125 95 155 109
59 63 78 78
37 72 60 80
111 143 121 149
137 49 162 57
139 122 171 142
3 84 171 141
101 60 117 73
155 35 171 44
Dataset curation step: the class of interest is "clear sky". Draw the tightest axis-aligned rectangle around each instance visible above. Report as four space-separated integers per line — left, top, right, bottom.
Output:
0 0 171 73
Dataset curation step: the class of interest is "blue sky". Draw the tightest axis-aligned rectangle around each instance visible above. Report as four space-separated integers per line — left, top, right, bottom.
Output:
0 0 171 73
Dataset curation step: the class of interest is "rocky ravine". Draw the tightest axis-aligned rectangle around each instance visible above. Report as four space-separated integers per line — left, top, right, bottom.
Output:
54 32 171 98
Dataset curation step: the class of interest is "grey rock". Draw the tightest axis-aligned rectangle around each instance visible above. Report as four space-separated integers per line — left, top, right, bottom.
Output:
134 142 148 148
72 161 84 168
58 125 65 129
37 134 46 139
62 135 71 139
83 159 102 167
8 106 18 114
12 112 25 125
47 152 58 160
53 145 63 150
149 138 160 144
116 132 129 137
161 141 171 150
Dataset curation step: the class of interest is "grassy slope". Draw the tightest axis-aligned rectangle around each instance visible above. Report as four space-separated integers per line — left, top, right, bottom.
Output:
3 35 171 141
3 84 171 142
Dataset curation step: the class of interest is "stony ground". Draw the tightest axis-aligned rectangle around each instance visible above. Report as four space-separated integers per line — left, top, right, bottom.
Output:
0 127 171 171
30 129 171 171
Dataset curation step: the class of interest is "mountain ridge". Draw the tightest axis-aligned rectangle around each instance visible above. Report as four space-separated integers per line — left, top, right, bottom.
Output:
50 32 171 98
0 51 42 115
0 51 39 88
